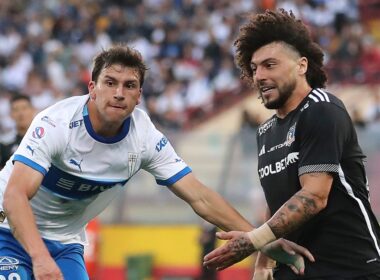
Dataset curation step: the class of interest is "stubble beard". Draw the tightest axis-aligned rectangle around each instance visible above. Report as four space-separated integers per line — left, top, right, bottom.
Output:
262 79 296 110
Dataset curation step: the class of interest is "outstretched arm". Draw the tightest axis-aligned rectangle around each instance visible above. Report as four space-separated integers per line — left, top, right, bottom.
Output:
203 172 331 271
170 173 315 273
169 173 253 232
3 162 63 280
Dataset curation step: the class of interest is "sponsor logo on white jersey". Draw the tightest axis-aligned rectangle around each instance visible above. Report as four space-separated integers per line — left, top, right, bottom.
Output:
41 115 56 127
32 127 45 139
259 152 299 179
26 145 35 156
155 137 168 152
69 119 84 129
69 158 83 172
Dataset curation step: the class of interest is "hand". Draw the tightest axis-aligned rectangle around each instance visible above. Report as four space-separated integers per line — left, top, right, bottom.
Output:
203 231 255 271
252 268 273 280
203 231 315 274
32 255 63 280
260 238 315 275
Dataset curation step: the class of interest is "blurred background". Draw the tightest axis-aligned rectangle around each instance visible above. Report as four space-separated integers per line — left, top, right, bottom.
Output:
0 0 380 279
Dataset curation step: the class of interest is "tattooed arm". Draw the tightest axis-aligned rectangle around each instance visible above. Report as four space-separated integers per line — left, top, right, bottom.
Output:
268 172 333 237
203 172 331 271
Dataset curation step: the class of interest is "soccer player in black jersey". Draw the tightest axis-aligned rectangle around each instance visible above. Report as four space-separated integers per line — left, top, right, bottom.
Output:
204 9 380 280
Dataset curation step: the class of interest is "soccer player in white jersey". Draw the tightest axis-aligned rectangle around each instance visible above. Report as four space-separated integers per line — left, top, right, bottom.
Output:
0 45 313 280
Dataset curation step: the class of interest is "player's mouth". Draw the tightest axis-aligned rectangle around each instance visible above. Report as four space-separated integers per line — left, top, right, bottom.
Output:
260 85 277 97
109 104 127 110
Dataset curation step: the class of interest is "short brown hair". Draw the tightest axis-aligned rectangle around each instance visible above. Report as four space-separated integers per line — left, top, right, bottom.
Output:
234 9 327 88
91 44 148 87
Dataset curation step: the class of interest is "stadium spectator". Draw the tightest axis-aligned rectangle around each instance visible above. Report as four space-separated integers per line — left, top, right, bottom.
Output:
0 44 313 280
203 10 380 280
0 94 35 168
0 0 375 131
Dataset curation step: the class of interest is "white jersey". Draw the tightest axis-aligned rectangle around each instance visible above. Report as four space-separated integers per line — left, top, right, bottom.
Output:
0 95 190 244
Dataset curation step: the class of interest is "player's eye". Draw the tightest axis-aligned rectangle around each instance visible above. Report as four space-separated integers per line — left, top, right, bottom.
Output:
126 82 137 89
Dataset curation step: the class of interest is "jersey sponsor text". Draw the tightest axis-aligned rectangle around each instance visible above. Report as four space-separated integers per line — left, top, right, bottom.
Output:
259 152 299 179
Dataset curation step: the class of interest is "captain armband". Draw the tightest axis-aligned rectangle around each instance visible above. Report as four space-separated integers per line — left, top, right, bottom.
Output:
247 223 276 250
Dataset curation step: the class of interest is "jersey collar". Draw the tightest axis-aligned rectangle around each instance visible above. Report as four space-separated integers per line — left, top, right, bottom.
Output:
82 104 131 144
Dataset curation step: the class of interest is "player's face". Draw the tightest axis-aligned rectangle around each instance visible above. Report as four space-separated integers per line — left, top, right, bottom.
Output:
10 99 35 132
251 42 300 110
88 64 142 124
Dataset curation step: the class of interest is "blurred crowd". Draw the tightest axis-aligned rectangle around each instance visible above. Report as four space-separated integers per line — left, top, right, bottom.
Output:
0 0 380 143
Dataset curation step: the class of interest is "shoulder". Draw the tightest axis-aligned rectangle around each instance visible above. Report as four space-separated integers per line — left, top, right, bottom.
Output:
131 107 156 130
297 89 353 136
132 107 151 121
129 108 162 146
36 95 89 127
301 88 348 119
40 95 89 116
306 88 345 110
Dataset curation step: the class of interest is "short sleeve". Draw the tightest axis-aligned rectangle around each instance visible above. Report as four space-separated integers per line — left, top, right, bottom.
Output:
140 117 191 186
297 103 351 176
13 113 66 176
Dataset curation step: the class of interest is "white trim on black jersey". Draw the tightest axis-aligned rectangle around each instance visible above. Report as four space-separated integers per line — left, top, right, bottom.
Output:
309 88 331 103
338 165 380 256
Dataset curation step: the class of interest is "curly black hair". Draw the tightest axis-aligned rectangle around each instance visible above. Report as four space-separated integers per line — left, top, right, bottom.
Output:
234 9 327 88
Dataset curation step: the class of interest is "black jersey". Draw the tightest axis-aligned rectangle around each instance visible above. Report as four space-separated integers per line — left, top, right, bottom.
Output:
257 88 380 279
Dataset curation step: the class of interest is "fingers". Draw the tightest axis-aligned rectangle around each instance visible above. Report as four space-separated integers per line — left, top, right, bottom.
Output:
283 240 315 262
278 241 296 256
203 247 235 268
289 264 299 275
204 243 229 261
289 259 305 275
215 231 234 240
294 245 315 262
204 232 256 272
293 255 305 271
203 244 246 270
203 255 232 271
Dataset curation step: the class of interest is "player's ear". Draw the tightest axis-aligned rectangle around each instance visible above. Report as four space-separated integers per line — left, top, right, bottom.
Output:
136 88 142 105
298 57 308 75
88 81 96 100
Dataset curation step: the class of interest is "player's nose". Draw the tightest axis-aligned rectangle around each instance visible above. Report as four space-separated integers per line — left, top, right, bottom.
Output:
114 86 125 100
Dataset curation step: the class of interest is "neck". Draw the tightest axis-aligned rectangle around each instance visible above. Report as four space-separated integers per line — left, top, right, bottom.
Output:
276 82 312 119
87 101 123 137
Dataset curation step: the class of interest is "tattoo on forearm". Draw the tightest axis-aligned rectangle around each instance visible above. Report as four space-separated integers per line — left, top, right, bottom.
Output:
268 190 320 237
